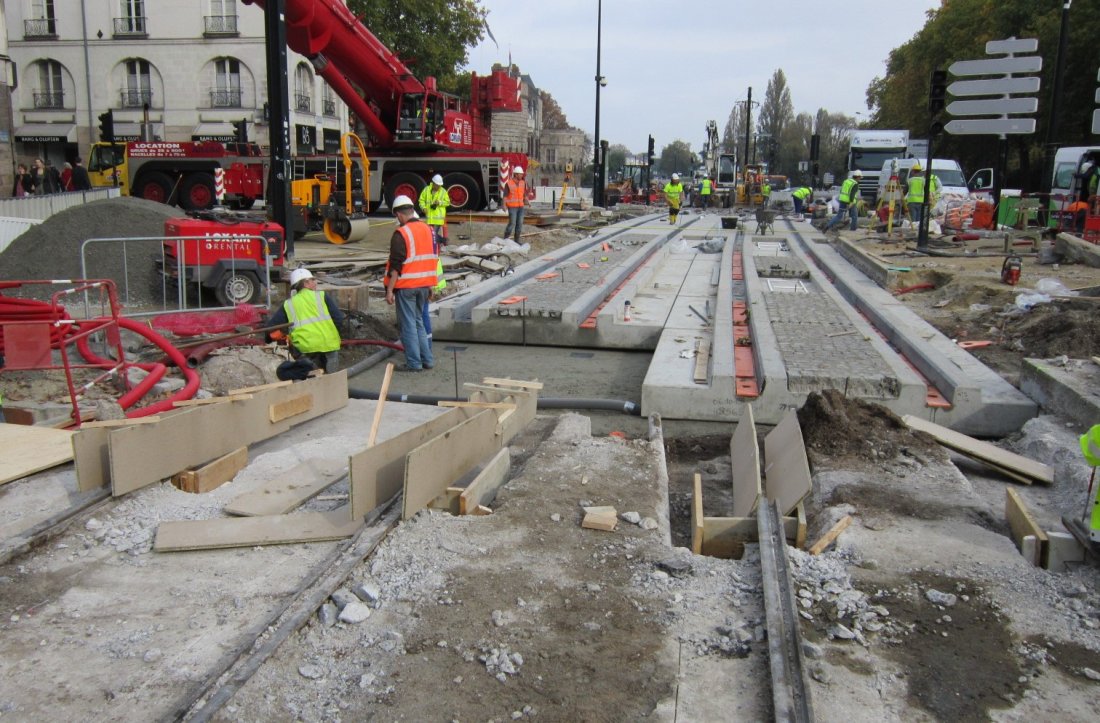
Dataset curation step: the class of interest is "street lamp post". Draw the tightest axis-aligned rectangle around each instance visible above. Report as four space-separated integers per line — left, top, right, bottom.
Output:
593 0 604 207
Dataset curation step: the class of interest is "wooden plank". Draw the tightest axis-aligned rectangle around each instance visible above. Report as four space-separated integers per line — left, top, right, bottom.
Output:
227 380 292 395
582 508 618 531
796 502 807 549
730 403 761 517
438 401 516 409
348 406 473 519
173 394 254 407
82 416 162 428
480 378 544 391
402 409 500 520
903 414 1053 485
762 410 813 515
109 371 348 496
693 339 711 384
459 448 511 514
367 364 394 447
1005 488 1049 557
808 515 853 555
692 472 704 554
269 393 314 423
701 516 800 559
175 446 248 494
0 423 75 485
73 427 110 491
224 458 347 516
463 383 536 445
153 506 361 552
428 488 462 515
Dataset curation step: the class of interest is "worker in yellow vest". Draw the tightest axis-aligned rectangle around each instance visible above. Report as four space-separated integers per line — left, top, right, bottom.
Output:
698 176 713 209
418 174 450 247
761 181 772 206
663 173 684 224
906 163 941 226
385 195 439 371
791 186 812 216
266 267 344 374
825 170 862 232
501 166 529 244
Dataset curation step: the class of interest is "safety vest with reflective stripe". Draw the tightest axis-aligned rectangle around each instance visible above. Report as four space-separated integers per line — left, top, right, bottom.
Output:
503 178 527 208
663 182 684 207
435 259 446 291
906 175 925 204
761 183 771 197
792 187 812 200
839 178 859 204
418 184 449 226
699 178 712 195
284 289 340 354
394 221 439 289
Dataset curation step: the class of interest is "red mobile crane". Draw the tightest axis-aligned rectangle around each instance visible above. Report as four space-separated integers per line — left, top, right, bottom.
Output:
246 0 527 211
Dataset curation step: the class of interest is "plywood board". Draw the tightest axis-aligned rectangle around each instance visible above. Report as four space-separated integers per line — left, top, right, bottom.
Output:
269 393 313 423
692 473 704 554
730 403 761 517
464 384 536 445
348 406 473 519
0 423 75 485
903 414 1053 485
402 409 500 520
82 416 162 428
227 380 292 395
108 371 348 496
459 448 511 514
762 410 813 516
173 394 253 407
173 446 248 494
1005 488 1049 555
73 427 111 491
701 516 800 559
153 506 361 551
225 458 347 517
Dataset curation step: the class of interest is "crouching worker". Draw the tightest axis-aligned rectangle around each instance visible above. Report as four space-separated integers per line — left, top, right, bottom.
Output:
266 267 344 375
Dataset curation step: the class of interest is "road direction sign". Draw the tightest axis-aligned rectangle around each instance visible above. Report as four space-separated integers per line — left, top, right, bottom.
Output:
946 97 1038 116
945 118 1036 135
1093 109 1100 135
985 38 1038 55
1095 87 1100 104
948 56 1043 77
948 77 1040 97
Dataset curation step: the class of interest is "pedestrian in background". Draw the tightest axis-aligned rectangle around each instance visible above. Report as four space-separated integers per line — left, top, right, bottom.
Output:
60 162 74 192
663 173 684 224
70 159 92 191
12 164 33 197
41 159 62 194
30 158 46 194
385 195 438 372
501 166 529 244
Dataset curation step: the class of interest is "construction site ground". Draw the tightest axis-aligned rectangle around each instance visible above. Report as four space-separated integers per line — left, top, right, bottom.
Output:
1 198 1099 721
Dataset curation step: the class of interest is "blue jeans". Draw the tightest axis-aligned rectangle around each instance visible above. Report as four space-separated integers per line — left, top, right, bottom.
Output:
395 287 434 369
503 205 525 243
826 203 858 231
908 202 922 226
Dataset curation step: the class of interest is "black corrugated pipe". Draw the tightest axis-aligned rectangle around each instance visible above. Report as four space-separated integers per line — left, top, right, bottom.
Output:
347 388 642 416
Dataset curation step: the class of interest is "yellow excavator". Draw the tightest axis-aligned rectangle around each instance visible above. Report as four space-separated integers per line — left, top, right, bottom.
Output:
290 132 371 244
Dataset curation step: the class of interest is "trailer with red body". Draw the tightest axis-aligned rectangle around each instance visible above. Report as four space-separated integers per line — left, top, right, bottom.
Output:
158 213 285 306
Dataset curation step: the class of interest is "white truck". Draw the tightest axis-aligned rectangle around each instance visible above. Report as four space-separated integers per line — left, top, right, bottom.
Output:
847 129 909 202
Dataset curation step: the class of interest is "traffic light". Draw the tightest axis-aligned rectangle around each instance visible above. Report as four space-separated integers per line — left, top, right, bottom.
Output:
98 109 114 143
647 135 655 166
232 118 249 143
928 69 948 115
809 133 820 161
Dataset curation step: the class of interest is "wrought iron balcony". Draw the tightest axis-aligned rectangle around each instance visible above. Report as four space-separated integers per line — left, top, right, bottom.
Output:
203 15 239 35
295 94 312 112
120 89 153 108
23 18 57 38
322 99 337 117
113 16 147 36
33 91 65 109
210 89 242 108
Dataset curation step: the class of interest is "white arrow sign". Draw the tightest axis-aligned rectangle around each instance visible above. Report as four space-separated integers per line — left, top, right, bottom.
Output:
945 118 1036 135
946 97 1038 116
949 56 1043 77
1095 87 1100 104
948 77 1041 97
986 38 1038 55
1093 109 1100 135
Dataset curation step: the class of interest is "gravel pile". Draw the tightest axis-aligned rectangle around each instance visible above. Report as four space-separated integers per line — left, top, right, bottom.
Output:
0 197 181 304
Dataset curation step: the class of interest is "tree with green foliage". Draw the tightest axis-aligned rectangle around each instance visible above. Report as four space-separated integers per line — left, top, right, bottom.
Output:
347 0 488 94
757 70 795 172
659 140 695 176
813 109 859 185
866 0 1100 189
606 144 632 180
540 91 574 130
723 104 748 161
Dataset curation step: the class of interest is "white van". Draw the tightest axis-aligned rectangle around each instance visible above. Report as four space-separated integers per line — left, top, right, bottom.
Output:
1050 146 1100 201
877 158 969 200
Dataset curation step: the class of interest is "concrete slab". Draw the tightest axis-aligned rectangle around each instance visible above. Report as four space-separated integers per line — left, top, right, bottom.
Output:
1019 357 1100 432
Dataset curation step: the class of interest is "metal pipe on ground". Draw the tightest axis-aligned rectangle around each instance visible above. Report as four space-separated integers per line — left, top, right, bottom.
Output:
347 388 641 416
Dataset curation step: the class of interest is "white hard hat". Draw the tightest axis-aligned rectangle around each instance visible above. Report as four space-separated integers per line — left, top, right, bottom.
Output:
1081 161 1093 174
431 174 443 185
289 268 313 286
514 166 525 175
672 173 680 180
392 194 415 211
853 169 863 177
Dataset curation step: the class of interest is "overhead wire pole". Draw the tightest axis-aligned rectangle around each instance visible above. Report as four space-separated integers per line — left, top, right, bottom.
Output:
592 0 603 208
264 0 294 258
742 87 753 179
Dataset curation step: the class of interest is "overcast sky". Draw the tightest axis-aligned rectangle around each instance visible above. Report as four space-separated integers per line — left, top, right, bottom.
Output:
465 0 943 156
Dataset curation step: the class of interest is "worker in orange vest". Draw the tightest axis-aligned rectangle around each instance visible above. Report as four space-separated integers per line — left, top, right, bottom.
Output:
385 195 439 372
501 166 530 244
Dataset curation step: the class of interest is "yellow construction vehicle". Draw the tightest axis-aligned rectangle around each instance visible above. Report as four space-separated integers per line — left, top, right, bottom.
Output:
290 132 371 244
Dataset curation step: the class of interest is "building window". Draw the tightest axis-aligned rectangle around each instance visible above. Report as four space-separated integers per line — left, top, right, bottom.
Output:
294 64 312 113
25 0 58 37
322 84 336 117
114 0 146 36
33 60 64 109
211 58 242 107
121 59 153 108
205 0 238 35
546 147 557 164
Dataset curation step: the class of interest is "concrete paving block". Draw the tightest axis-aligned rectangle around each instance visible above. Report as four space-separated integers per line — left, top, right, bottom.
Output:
1044 531 1086 572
